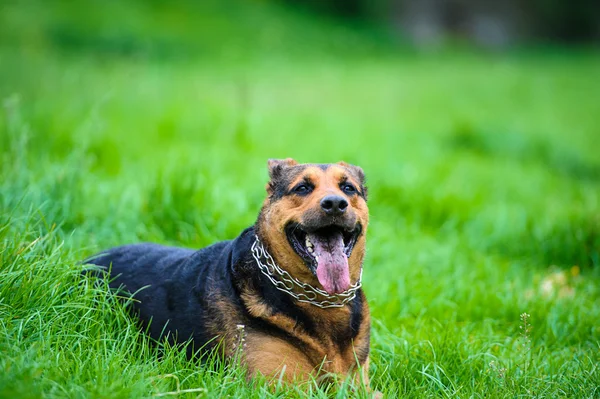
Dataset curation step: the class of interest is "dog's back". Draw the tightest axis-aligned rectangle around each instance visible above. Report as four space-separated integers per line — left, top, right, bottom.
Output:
89 243 196 291
87 240 235 351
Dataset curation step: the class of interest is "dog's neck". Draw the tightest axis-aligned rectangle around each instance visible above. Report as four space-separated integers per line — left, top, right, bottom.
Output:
249 233 363 308
228 228 367 364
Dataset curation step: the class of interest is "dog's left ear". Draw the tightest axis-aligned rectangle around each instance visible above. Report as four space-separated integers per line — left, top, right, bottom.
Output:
266 158 298 195
338 161 368 200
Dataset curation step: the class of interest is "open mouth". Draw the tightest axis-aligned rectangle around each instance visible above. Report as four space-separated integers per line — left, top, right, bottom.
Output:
285 222 361 295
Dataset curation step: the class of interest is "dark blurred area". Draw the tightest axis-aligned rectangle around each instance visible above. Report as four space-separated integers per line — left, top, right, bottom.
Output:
1 0 598 67
284 0 600 47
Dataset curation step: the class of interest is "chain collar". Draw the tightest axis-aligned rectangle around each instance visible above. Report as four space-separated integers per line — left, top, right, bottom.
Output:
250 235 362 309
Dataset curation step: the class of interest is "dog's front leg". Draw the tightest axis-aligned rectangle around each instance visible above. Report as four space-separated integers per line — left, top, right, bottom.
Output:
242 333 315 384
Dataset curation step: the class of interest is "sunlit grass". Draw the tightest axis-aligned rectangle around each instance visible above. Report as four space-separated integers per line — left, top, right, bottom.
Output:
1 1 599 398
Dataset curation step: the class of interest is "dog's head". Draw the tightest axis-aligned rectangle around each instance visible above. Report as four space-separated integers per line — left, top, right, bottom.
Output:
256 158 369 295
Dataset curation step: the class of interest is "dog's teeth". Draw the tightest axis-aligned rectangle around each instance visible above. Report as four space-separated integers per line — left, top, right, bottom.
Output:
305 236 313 248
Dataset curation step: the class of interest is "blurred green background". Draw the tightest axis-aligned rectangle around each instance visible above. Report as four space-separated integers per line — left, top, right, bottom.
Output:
1 0 599 397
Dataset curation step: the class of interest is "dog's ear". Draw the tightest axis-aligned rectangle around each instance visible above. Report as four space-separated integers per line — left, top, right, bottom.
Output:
338 161 368 200
268 158 298 180
266 158 298 195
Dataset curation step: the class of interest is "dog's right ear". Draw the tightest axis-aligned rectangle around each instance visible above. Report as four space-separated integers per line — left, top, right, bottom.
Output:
268 158 298 179
266 158 298 195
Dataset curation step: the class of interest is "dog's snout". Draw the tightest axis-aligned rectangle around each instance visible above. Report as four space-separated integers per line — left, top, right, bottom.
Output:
320 195 348 216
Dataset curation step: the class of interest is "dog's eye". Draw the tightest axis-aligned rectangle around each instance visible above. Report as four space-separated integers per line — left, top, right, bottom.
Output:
341 183 356 194
293 184 312 195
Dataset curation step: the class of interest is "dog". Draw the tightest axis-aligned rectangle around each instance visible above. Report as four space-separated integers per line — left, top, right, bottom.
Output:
87 158 372 387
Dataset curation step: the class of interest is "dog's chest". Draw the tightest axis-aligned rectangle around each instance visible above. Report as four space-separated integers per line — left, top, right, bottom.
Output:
240 324 361 379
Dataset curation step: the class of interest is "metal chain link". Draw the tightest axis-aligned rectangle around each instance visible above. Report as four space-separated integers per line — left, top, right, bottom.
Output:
250 235 362 309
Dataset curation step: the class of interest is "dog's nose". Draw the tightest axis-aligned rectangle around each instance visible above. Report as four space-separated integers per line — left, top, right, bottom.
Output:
320 195 348 216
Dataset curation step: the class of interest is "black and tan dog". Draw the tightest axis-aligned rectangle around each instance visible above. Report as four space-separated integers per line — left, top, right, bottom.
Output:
87 159 371 386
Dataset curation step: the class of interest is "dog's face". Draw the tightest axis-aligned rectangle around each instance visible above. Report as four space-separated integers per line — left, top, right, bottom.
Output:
257 158 369 295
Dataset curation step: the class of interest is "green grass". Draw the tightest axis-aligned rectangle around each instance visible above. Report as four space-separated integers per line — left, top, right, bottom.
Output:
1 0 600 397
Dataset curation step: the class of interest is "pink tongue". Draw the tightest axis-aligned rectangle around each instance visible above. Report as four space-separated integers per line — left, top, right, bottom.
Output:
309 232 350 295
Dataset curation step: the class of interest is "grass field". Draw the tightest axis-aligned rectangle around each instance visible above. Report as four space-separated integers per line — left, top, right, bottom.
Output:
1 1 599 398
